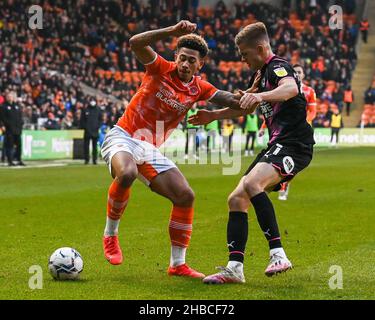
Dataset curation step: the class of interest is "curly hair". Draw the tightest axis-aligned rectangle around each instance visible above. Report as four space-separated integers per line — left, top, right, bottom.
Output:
177 34 209 58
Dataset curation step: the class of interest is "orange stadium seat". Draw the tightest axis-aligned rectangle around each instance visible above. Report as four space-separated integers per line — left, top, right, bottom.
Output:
218 61 229 74
360 104 375 127
131 72 142 83
105 70 112 79
361 114 370 126
123 72 131 83
114 71 122 81
364 104 373 111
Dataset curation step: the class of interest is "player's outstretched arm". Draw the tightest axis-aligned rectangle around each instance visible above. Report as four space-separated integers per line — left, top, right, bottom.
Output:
209 90 242 110
129 20 197 65
208 71 261 110
240 77 298 110
188 108 250 126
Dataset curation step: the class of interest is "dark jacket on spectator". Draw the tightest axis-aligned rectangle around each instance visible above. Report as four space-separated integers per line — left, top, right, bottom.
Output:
80 104 102 138
0 102 23 135
44 119 61 130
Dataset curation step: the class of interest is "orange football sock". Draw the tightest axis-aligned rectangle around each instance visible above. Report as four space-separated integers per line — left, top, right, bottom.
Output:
169 206 194 248
107 180 131 221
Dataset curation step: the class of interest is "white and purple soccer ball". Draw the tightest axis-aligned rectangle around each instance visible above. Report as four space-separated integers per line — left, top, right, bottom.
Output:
48 247 83 280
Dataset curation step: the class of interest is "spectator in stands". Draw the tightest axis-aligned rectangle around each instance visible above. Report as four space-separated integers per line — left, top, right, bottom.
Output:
44 112 61 130
204 105 220 153
330 109 343 146
360 18 370 44
0 92 25 166
0 99 5 163
0 0 361 133
80 98 102 165
364 84 375 104
222 119 234 153
98 112 111 147
61 111 74 130
332 84 344 112
244 113 258 157
344 86 354 116
185 104 200 160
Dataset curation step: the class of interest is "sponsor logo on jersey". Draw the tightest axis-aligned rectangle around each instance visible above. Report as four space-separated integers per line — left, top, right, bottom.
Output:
274 67 288 77
155 90 188 114
259 101 273 119
282 156 295 174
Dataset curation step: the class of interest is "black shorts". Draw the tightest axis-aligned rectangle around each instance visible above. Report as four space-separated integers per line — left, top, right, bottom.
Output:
244 142 314 192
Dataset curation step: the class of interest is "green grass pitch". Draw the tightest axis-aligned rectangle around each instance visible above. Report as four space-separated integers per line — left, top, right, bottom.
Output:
0 147 374 300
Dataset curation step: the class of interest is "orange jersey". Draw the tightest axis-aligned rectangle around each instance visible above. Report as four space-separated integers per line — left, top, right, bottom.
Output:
116 54 218 147
301 83 317 124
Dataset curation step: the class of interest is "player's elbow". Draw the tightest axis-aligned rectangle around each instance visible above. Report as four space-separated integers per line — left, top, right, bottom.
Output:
129 37 136 50
129 36 140 50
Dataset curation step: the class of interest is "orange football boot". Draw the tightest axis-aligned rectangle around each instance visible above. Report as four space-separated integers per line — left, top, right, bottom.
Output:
103 235 123 265
167 264 205 279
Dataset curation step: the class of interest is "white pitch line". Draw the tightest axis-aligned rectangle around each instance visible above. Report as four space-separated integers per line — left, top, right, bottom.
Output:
0 163 68 169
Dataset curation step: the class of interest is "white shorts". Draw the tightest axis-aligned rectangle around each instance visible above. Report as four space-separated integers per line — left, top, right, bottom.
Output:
101 126 177 186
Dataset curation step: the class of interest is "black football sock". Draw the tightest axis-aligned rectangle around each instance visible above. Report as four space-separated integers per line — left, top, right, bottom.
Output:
227 211 248 263
250 192 282 250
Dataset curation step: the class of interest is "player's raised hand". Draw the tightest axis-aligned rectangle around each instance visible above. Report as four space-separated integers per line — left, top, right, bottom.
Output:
240 92 263 111
188 109 214 125
171 20 197 37
245 70 261 94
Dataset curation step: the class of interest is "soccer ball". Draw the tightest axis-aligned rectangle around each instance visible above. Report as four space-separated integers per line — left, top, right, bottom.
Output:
48 247 83 280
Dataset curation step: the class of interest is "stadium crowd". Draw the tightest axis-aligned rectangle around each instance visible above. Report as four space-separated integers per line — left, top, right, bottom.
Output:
0 0 371 137
360 75 375 128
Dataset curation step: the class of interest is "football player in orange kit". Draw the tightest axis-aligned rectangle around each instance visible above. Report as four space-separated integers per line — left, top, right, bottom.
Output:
100 21 242 278
278 64 316 200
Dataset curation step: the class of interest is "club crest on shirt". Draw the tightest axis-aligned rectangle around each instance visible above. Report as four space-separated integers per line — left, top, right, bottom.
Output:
189 86 199 96
274 67 288 77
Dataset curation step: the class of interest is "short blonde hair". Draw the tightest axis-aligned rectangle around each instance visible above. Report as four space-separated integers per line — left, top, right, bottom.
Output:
235 22 269 46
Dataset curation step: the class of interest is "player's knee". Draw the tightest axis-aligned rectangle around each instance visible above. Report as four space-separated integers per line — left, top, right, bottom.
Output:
243 179 264 198
227 192 239 208
174 187 195 207
227 192 249 211
116 168 137 189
